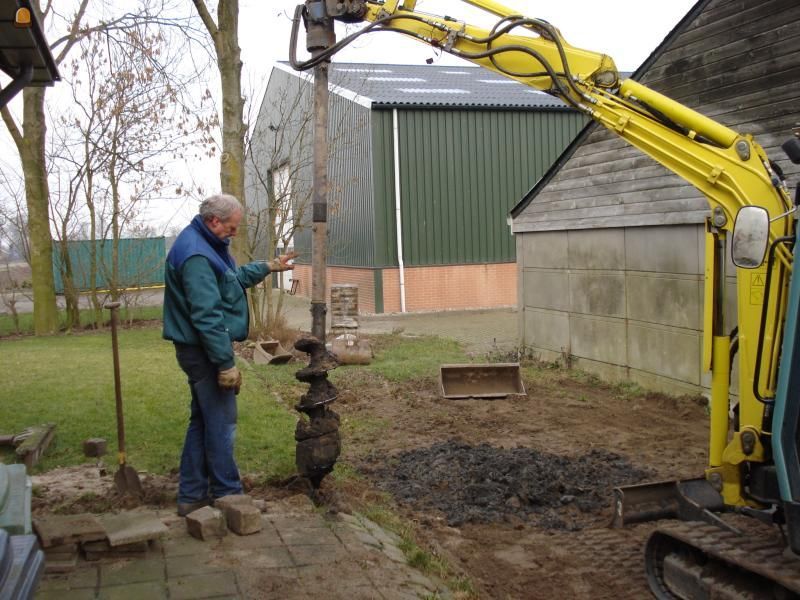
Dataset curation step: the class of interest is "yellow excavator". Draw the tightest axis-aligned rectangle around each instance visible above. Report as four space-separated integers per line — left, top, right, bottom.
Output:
290 1 800 596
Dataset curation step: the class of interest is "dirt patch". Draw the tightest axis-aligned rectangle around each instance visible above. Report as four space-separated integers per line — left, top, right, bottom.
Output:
331 363 711 598
364 441 651 528
30 464 176 514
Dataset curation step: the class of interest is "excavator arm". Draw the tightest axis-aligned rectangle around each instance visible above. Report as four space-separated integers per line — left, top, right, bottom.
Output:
291 0 800 531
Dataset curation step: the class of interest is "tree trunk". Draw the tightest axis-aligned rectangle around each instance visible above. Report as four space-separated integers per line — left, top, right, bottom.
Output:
215 0 247 262
21 87 58 335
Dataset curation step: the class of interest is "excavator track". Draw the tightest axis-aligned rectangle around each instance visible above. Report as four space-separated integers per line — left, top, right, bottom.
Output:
645 521 800 599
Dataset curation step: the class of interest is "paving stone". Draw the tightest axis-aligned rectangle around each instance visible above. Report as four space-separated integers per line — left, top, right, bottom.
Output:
43 542 79 558
99 558 165 586
36 574 70 591
83 539 150 561
268 515 326 531
213 494 253 511
167 571 239 600
229 545 295 569
218 523 283 550
351 530 383 550
166 554 229 578
287 544 341 567
224 504 262 536
381 544 407 564
252 499 267 512
99 512 168 547
82 438 108 457
161 533 213 558
83 540 149 553
44 553 78 573
36 588 96 600
186 506 226 541
98 580 168 600
278 525 340 546
85 549 148 562
336 513 368 532
67 564 100 589
33 513 106 548
361 519 402 547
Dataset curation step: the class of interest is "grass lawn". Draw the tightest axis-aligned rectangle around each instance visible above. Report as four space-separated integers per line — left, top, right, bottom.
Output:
0 323 470 481
0 325 299 480
0 304 163 337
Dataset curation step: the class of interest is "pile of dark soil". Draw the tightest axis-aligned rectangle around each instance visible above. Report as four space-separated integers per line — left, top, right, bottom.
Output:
364 440 651 528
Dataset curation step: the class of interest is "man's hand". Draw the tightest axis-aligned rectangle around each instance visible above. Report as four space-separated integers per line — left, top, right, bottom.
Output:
269 251 299 272
218 366 242 395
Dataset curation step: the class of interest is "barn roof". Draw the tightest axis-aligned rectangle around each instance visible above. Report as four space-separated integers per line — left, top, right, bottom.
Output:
275 61 571 110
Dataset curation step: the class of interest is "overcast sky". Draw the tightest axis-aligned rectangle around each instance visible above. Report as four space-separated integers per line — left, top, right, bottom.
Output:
2 0 699 233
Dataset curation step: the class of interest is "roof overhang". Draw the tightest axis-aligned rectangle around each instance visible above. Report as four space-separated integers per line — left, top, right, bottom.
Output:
0 0 60 107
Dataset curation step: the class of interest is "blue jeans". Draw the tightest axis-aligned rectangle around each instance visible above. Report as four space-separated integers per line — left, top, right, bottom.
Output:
174 343 242 503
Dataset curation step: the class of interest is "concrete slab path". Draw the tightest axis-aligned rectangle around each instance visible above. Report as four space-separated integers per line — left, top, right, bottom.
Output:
37 499 451 599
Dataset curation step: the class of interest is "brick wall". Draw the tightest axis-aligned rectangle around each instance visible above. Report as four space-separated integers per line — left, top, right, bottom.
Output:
290 265 377 313
292 263 517 314
383 263 517 312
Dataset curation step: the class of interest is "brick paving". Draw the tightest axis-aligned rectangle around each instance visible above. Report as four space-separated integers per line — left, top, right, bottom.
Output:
37 499 451 599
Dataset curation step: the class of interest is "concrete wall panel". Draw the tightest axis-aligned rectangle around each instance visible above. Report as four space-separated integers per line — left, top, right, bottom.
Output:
569 272 626 317
521 231 568 269
523 308 570 353
570 315 626 364
627 274 702 330
628 322 701 385
568 229 624 270
625 225 701 275
524 270 569 311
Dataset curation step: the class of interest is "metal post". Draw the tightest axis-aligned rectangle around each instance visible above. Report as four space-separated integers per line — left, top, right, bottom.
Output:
311 61 330 341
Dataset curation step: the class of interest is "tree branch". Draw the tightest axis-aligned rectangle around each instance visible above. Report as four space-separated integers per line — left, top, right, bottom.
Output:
0 105 23 153
52 0 90 65
191 0 218 38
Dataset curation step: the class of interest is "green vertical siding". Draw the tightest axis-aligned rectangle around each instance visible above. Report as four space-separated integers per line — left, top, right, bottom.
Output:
372 111 398 266
372 108 586 266
325 97 375 266
246 68 375 268
52 237 165 293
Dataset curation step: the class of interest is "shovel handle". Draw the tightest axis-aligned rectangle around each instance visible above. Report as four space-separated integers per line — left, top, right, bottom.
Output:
105 302 126 458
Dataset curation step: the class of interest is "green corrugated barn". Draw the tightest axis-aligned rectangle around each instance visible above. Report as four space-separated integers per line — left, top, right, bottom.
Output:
245 62 586 313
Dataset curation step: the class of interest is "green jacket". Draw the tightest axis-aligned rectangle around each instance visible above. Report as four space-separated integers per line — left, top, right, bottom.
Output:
163 256 270 369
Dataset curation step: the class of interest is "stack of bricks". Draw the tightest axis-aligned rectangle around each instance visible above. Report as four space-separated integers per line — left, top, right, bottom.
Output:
330 284 359 333
185 495 265 541
33 512 167 571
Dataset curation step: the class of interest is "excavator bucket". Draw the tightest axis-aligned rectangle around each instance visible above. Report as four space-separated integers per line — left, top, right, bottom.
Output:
439 363 525 399
253 339 293 365
611 478 731 530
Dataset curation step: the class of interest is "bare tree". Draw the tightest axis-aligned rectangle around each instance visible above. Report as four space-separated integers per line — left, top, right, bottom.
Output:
190 0 248 261
244 69 368 337
0 0 207 335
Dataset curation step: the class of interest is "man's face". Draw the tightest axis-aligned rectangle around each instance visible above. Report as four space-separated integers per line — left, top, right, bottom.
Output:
207 210 242 241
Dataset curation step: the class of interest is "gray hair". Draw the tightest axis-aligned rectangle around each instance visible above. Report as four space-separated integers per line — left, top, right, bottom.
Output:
199 194 242 222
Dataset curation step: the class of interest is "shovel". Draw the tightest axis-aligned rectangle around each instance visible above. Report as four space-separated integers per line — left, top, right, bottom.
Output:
105 302 143 497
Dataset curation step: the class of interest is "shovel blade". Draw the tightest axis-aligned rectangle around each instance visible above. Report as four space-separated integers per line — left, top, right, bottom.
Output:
115 465 143 497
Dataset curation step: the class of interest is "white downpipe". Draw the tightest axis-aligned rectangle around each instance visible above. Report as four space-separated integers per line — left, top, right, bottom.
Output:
392 108 406 313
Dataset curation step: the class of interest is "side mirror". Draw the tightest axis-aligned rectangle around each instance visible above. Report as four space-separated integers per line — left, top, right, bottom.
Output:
732 206 769 269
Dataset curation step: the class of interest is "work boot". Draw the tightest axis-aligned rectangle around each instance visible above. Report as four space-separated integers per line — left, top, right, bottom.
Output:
177 499 211 517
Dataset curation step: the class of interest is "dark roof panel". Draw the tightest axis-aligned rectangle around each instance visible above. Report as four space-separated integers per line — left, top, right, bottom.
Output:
279 61 571 109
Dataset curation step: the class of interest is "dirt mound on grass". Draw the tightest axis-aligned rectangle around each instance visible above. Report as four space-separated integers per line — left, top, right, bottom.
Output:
365 440 651 528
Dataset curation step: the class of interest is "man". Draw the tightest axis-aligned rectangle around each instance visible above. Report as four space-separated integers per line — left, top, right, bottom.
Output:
163 193 296 516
